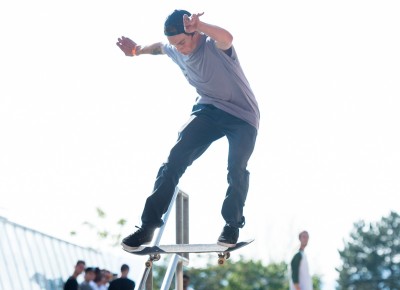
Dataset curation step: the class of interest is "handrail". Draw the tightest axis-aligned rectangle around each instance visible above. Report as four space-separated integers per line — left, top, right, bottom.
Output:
153 187 180 246
137 187 188 290
160 254 189 290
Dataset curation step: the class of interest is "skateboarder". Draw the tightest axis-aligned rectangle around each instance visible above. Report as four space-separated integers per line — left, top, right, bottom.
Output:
116 9 260 250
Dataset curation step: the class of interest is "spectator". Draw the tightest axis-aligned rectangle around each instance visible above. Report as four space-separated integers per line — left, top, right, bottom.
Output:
80 267 95 290
103 269 113 288
183 274 194 290
108 264 135 290
91 268 108 290
63 260 85 290
290 231 313 290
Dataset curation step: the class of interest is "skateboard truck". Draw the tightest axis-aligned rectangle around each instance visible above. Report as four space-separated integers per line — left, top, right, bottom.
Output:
145 253 161 269
217 251 231 265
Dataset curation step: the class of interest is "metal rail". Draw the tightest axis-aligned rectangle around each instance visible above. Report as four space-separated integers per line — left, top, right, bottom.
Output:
137 187 189 290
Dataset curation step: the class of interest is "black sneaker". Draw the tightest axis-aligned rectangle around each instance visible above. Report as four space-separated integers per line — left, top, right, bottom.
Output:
217 224 239 247
121 226 155 251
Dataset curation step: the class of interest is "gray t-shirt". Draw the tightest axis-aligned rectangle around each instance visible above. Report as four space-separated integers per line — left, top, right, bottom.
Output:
163 34 260 129
79 281 93 290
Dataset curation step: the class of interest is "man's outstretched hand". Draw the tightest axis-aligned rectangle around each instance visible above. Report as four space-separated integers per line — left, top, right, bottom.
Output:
116 36 137 56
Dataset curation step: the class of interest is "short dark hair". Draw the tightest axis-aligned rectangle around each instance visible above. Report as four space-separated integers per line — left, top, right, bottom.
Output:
76 260 85 266
298 230 309 239
121 264 129 272
164 9 191 36
85 267 94 273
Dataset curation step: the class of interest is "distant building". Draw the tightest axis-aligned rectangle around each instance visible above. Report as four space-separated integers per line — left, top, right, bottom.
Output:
0 216 133 290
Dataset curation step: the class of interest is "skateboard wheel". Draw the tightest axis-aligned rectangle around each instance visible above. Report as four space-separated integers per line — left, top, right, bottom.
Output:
145 261 152 268
225 252 230 259
218 258 225 265
153 254 161 261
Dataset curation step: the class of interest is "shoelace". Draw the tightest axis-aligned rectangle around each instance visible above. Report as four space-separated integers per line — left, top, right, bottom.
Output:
125 226 144 239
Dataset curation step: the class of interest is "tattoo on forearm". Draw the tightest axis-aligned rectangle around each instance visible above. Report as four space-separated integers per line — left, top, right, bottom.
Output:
151 46 163 55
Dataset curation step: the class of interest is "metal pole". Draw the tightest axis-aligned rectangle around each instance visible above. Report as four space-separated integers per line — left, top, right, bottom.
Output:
137 187 189 290
175 190 189 290
146 268 153 290
137 265 149 290
138 187 181 290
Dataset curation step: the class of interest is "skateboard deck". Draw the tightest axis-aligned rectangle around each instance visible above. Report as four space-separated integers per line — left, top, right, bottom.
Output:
125 239 254 255
123 239 254 267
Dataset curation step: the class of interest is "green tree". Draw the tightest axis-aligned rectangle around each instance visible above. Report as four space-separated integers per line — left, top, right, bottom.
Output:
150 255 321 290
313 275 322 290
336 211 400 289
188 258 286 290
70 207 127 247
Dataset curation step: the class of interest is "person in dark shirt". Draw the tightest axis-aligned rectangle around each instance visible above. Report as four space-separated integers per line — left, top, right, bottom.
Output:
63 260 85 290
108 264 135 290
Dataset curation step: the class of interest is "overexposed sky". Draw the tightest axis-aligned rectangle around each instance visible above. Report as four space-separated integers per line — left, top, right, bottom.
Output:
1 1 400 289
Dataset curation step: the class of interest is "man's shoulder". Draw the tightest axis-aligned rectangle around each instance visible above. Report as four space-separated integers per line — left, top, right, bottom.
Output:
109 278 135 287
65 276 76 282
63 276 78 289
291 251 303 262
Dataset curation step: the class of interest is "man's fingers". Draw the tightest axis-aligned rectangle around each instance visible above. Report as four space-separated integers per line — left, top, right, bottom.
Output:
116 36 136 57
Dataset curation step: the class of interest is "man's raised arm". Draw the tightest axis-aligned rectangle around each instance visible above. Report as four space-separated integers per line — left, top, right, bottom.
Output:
183 13 233 51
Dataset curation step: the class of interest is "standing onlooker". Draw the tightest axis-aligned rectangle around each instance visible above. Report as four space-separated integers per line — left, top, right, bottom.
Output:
183 274 194 290
175 273 194 290
290 231 313 290
91 268 109 290
63 260 86 290
80 267 95 290
108 264 135 290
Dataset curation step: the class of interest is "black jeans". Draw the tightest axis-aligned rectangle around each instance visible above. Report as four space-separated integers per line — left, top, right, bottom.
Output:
141 105 258 229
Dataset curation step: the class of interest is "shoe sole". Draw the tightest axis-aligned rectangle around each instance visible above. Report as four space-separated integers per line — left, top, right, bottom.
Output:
121 241 151 252
217 241 236 248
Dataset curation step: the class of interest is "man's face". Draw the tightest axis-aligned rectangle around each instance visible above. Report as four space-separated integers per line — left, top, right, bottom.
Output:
85 271 95 281
183 277 189 288
299 231 309 247
76 263 85 274
167 33 196 55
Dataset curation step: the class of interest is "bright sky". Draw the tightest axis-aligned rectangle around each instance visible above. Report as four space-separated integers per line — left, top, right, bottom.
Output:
1 1 399 289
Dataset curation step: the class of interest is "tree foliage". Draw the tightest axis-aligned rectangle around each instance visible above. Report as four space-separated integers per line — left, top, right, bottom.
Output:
336 211 400 290
188 257 286 290
151 255 321 290
70 207 127 247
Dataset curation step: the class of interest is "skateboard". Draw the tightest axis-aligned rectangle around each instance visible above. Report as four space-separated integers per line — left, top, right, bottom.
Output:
123 238 254 268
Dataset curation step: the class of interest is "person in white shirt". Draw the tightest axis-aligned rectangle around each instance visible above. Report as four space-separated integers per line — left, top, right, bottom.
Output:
290 231 313 290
